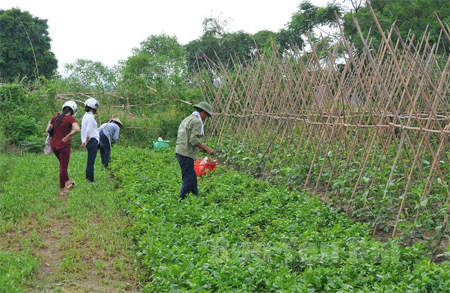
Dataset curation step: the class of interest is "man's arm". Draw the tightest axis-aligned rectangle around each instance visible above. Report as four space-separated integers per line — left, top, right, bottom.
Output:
195 143 216 156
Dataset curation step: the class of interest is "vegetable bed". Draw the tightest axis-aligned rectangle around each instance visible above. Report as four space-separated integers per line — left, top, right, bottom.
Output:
111 147 450 292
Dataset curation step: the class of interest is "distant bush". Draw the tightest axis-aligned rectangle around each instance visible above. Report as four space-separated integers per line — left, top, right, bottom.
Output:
119 105 185 148
0 82 58 153
0 84 27 119
19 135 44 153
0 129 7 152
3 115 38 146
26 80 59 121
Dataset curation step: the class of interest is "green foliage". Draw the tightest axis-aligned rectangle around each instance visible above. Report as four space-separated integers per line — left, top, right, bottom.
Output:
222 31 255 63
253 30 279 57
25 79 59 118
280 1 342 53
0 84 27 118
111 147 450 292
186 2 343 70
18 135 44 153
0 8 57 82
0 129 6 152
63 59 118 91
3 115 38 148
343 0 450 54
0 82 58 153
185 17 257 72
214 133 450 244
121 34 189 104
0 84 41 149
119 105 186 148
0 250 37 293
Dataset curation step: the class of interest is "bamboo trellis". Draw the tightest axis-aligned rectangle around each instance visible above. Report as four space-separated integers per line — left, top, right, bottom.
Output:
201 7 450 252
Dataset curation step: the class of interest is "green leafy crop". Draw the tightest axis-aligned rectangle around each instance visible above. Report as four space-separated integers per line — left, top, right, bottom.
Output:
111 147 450 292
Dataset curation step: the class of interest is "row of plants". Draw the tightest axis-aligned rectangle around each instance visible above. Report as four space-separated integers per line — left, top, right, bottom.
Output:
214 131 450 247
111 146 450 292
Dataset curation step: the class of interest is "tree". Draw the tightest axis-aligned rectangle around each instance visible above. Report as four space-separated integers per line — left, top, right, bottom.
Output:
253 30 279 56
120 34 188 102
185 17 257 72
185 17 228 72
343 0 450 54
126 33 187 84
222 31 255 64
280 1 342 53
0 8 57 83
62 59 118 92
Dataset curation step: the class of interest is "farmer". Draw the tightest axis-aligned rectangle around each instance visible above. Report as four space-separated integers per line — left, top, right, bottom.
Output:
175 101 216 200
81 98 100 182
46 101 80 196
98 118 124 168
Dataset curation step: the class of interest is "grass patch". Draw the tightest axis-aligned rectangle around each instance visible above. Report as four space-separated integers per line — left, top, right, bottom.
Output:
0 151 141 292
0 250 37 293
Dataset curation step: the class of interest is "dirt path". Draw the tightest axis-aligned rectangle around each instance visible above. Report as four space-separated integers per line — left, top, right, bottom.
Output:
0 153 142 293
0 195 140 293
25 196 140 293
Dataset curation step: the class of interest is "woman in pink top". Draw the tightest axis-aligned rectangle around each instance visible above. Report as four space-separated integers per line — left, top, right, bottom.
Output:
46 101 80 196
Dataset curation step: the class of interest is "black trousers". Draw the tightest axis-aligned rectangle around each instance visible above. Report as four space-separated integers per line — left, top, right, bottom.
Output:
176 153 198 200
86 138 98 182
99 131 111 168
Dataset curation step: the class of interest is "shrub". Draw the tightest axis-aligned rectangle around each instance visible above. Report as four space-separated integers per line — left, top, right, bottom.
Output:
0 82 55 153
19 135 44 153
0 84 27 120
119 105 184 148
25 81 59 121
3 115 38 145
0 129 7 152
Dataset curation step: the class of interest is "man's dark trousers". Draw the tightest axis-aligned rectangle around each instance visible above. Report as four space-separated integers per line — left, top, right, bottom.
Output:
99 131 111 168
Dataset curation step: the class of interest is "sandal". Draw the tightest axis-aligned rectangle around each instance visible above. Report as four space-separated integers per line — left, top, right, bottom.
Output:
65 181 75 189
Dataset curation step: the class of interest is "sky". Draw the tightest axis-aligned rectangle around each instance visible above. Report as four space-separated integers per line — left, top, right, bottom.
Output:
1 0 330 73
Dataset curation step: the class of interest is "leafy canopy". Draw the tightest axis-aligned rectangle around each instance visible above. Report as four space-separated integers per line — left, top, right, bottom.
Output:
279 1 341 53
63 59 118 92
120 34 190 103
343 0 450 53
0 8 57 82
185 16 256 72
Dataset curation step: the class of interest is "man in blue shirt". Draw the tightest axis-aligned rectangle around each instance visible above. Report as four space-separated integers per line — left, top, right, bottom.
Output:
98 118 124 168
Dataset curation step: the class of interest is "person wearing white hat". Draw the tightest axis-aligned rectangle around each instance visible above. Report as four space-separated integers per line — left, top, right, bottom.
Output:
98 118 124 168
81 98 100 182
46 100 80 196
175 101 216 200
